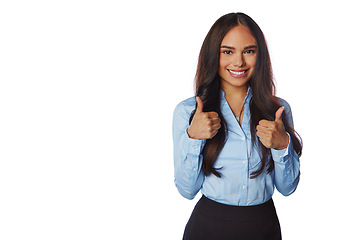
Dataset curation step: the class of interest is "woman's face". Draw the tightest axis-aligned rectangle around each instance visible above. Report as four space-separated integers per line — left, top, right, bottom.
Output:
218 25 257 91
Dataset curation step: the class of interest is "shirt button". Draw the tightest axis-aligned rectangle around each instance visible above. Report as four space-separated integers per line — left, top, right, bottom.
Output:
193 168 197 172
242 160 247 165
241 136 246 141
242 185 246 190
287 170 290 174
193 145 199 150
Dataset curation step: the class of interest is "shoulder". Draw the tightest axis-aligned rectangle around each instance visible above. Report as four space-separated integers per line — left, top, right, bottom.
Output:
276 97 292 112
275 97 294 127
173 96 197 118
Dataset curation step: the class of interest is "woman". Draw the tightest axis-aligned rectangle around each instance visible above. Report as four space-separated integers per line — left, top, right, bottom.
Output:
172 12 302 239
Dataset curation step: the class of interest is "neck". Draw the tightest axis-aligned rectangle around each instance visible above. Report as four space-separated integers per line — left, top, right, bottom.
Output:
221 83 249 102
220 83 249 122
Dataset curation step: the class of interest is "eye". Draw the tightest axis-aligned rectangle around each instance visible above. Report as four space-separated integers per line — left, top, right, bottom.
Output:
222 50 232 54
244 49 256 54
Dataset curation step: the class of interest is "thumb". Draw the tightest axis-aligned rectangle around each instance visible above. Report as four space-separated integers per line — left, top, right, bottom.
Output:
195 96 203 113
275 106 284 122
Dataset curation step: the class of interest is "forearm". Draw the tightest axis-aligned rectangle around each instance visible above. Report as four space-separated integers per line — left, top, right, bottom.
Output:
173 134 205 199
271 136 300 196
172 101 205 199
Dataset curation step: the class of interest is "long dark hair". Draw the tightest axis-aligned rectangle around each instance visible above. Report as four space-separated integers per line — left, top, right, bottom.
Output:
190 12 302 178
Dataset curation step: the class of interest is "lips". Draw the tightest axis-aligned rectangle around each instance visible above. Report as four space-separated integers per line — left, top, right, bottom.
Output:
227 69 249 78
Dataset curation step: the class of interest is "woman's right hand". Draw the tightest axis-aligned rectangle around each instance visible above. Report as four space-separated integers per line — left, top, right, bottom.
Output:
187 97 221 140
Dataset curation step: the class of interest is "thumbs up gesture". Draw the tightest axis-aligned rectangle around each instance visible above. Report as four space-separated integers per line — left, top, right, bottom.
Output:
256 107 289 150
187 97 222 140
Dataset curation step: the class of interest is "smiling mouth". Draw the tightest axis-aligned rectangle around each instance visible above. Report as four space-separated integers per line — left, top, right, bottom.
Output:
228 69 249 76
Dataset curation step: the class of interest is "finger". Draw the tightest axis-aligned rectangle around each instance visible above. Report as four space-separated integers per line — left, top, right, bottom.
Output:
258 119 274 128
207 112 219 118
209 130 218 139
211 123 221 131
256 124 269 134
195 96 203 113
256 132 270 146
256 132 267 143
256 129 268 138
210 117 221 124
275 106 284 122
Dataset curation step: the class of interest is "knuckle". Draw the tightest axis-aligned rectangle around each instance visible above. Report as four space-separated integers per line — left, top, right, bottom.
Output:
211 131 218 138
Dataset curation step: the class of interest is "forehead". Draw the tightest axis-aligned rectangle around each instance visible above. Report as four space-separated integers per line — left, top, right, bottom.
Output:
221 25 256 47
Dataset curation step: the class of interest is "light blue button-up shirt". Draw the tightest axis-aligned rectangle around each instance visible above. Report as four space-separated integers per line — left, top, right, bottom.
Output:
172 89 300 206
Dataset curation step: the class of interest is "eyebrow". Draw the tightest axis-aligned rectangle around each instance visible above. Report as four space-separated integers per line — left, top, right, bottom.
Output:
220 45 257 50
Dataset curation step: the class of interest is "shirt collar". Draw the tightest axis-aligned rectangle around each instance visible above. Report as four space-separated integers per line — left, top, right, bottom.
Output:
245 87 252 103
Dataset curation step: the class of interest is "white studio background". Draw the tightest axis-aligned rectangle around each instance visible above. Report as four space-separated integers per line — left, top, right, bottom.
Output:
0 0 359 239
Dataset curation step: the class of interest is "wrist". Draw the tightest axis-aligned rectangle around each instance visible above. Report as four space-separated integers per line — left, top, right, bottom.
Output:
187 128 197 140
275 134 290 150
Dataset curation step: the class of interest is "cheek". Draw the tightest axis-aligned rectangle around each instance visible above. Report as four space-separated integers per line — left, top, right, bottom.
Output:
218 56 226 69
218 58 227 76
219 54 233 68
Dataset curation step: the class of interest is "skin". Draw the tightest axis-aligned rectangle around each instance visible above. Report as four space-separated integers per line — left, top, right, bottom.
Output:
186 96 221 140
218 25 257 125
256 107 289 150
187 25 289 150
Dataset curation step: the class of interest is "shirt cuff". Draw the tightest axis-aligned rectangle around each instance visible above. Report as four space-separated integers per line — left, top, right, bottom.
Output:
271 133 291 163
185 129 206 155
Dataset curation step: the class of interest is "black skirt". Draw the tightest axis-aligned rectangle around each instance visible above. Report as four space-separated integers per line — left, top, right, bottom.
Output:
183 195 281 240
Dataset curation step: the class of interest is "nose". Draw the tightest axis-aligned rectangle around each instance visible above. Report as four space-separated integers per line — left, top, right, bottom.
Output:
233 54 245 68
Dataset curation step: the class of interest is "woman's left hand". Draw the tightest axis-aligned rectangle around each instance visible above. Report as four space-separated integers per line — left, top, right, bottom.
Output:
256 107 289 150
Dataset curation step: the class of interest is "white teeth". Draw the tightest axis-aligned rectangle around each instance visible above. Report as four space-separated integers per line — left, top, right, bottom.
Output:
229 70 245 75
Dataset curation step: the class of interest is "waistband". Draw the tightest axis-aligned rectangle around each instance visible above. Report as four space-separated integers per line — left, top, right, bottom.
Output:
194 195 278 222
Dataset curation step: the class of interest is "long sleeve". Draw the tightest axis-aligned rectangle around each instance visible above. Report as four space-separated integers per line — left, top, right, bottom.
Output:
172 100 205 200
271 99 300 196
